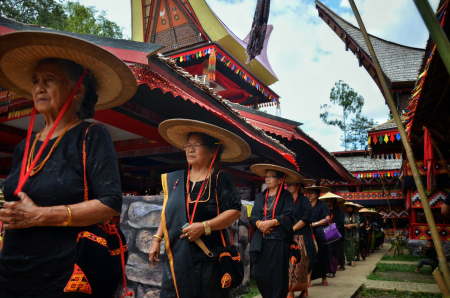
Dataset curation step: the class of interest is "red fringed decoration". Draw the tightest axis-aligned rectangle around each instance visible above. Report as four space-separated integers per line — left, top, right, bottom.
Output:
246 0 271 63
208 50 216 82
423 127 435 191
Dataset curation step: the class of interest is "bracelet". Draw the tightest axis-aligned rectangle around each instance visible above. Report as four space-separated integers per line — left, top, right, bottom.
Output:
274 219 279 226
256 220 261 228
153 235 163 241
203 221 211 236
64 205 72 227
293 227 296 232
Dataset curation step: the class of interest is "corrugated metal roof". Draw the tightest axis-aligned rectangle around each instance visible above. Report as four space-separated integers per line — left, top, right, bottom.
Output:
316 1 425 83
336 156 402 172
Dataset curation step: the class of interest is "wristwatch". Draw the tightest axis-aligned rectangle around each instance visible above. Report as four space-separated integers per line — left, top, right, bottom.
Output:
315 222 319 226
203 221 211 236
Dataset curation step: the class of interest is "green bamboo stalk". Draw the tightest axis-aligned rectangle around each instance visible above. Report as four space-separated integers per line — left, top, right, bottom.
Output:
414 0 450 75
348 0 450 291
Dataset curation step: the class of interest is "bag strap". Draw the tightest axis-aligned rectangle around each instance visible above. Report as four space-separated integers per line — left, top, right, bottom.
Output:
83 124 133 298
215 170 232 248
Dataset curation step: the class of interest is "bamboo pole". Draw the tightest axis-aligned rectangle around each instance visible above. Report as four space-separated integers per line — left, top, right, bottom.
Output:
413 0 450 75
434 268 450 298
348 0 450 291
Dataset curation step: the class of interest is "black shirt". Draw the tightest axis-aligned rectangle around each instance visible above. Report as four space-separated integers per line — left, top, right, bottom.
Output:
444 192 450 206
425 247 438 263
185 169 242 260
0 122 122 294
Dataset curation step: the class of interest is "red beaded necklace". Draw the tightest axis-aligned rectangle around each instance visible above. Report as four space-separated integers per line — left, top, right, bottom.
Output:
264 174 286 221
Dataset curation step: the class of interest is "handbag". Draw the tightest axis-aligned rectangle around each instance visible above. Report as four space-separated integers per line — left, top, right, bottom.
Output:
215 171 244 289
323 219 342 244
64 124 132 297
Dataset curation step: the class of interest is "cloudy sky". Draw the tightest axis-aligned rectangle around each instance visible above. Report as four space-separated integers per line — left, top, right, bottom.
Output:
79 0 439 152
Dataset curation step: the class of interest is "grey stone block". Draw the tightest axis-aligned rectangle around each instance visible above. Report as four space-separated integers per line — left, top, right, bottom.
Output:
128 202 162 228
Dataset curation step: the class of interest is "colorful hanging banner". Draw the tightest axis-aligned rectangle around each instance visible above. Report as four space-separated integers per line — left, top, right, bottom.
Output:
353 171 400 179
368 131 401 145
170 45 279 103
404 1 449 139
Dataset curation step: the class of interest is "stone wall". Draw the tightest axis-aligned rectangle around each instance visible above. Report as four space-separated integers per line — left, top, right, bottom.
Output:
119 195 251 297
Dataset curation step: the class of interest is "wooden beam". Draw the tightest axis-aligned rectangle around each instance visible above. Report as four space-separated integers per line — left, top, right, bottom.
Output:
431 78 450 116
345 36 350 51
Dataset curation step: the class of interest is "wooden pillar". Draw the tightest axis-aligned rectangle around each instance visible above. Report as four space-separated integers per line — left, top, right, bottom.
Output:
253 96 259 110
149 170 157 195
203 59 209 76
139 175 146 195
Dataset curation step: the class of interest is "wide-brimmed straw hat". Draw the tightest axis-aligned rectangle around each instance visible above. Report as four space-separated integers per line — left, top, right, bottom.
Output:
158 119 251 162
302 179 316 186
359 208 372 213
250 164 303 184
319 192 345 203
304 185 330 193
0 31 137 110
344 202 363 209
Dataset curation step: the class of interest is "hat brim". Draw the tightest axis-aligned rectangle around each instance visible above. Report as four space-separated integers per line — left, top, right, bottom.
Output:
304 186 331 193
319 192 345 203
344 202 363 209
302 179 316 186
158 119 251 162
0 32 137 110
250 164 303 184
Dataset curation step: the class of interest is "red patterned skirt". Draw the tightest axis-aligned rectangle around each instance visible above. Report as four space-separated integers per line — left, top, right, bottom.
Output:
288 235 309 292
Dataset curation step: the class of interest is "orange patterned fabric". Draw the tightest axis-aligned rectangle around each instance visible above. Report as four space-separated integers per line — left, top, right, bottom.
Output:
221 273 232 288
64 264 92 294
219 252 241 262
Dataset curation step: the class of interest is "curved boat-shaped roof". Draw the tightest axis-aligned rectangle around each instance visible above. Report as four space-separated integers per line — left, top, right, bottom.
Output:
189 0 278 86
316 1 424 88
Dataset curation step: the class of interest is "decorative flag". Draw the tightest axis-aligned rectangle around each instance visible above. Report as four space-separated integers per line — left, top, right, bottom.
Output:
390 134 395 142
424 127 435 191
246 0 270 62
207 50 216 82
379 135 383 143
396 133 401 140
384 134 389 143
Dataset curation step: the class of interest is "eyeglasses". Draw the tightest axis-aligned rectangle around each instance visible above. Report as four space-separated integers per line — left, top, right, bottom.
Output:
183 143 204 151
264 175 277 179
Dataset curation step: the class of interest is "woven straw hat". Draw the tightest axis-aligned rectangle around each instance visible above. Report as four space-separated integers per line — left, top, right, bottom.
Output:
250 164 303 184
158 119 251 162
359 208 372 213
304 185 330 193
302 179 316 186
319 192 345 203
344 202 363 209
0 31 137 110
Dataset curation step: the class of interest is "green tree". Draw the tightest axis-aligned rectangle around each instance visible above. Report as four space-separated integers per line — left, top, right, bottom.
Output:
0 0 124 39
0 0 67 30
320 80 375 150
345 114 377 150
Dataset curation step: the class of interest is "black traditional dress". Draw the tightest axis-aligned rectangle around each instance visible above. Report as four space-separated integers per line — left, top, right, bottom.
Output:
310 199 330 281
344 211 360 263
327 206 344 274
288 194 316 292
160 169 241 298
358 213 367 257
250 188 294 298
0 122 123 296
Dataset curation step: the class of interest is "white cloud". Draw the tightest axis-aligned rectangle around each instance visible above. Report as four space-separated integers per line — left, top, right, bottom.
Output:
85 0 440 152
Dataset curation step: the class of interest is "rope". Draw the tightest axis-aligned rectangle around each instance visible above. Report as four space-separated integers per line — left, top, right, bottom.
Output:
431 138 450 179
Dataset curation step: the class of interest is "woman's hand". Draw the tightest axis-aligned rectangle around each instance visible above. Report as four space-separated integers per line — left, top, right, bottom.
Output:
258 220 275 234
181 222 204 242
149 239 161 267
0 192 43 229
345 224 351 230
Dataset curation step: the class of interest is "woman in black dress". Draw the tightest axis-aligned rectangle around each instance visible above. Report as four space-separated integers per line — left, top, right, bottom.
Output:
320 193 345 278
250 164 298 298
305 185 331 286
286 181 316 298
0 32 136 296
149 119 250 298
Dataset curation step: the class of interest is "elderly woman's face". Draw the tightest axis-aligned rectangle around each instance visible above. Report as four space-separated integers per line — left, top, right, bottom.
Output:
286 183 298 195
346 206 354 212
265 170 282 189
185 133 215 167
32 60 82 117
307 190 319 200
